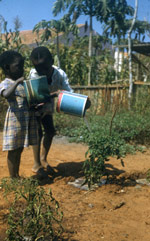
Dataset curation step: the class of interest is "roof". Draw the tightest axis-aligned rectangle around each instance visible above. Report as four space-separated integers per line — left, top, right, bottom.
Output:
19 23 86 45
113 43 150 56
19 29 43 45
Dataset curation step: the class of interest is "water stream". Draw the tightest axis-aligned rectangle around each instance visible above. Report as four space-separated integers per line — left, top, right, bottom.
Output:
83 116 92 132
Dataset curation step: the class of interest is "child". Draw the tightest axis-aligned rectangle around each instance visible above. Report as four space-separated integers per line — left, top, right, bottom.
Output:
29 46 73 178
0 50 38 178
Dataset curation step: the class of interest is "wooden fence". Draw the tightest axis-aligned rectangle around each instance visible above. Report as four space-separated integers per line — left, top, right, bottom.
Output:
1 81 150 118
71 82 150 113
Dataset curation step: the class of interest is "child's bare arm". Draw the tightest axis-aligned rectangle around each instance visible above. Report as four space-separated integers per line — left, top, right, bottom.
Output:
50 91 60 98
2 77 24 99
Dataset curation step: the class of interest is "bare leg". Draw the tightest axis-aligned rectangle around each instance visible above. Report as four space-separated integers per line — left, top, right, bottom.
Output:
40 114 56 176
40 114 55 168
40 134 53 168
7 147 23 178
32 114 55 177
32 116 48 178
32 144 42 172
32 119 43 172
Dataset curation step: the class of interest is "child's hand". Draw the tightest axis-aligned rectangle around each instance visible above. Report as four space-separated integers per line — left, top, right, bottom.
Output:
50 91 60 98
16 77 24 84
35 103 45 109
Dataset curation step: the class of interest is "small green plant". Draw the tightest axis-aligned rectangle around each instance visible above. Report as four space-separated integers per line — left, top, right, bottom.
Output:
1 178 63 241
83 134 126 188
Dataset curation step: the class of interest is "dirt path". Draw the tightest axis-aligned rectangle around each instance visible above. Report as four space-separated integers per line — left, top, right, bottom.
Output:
1 133 150 241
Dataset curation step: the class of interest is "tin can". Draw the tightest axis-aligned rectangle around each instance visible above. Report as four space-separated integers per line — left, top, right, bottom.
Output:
23 76 50 106
57 91 89 117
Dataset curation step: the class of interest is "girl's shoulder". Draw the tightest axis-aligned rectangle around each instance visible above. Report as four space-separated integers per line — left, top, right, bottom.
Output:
0 78 13 92
0 78 14 85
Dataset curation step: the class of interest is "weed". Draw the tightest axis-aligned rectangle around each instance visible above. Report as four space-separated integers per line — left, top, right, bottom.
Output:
1 178 63 241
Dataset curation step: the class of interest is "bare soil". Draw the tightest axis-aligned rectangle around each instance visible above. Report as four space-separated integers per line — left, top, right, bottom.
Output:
1 133 150 241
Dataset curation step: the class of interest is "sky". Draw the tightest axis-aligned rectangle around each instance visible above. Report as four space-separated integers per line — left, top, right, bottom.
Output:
0 0 150 41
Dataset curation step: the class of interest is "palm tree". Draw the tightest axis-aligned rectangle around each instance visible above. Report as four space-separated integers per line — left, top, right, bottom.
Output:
132 20 150 41
33 16 77 67
128 19 150 82
103 0 134 79
53 0 111 85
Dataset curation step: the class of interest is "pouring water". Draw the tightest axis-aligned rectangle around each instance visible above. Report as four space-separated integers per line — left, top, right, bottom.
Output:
83 116 92 132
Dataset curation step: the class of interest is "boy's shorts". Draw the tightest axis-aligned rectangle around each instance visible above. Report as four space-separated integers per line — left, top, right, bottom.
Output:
37 114 56 136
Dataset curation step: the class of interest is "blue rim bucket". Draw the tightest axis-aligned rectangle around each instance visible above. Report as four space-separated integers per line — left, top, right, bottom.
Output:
57 91 89 117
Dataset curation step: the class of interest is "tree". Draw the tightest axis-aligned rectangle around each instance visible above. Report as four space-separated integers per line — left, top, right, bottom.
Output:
53 0 112 85
132 19 150 41
33 16 77 68
0 15 24 52
13 15 22 32
103 0 134 79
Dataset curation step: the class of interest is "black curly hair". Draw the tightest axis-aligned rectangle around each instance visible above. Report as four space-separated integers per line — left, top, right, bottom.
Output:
0 50 23 71
30 46 54 65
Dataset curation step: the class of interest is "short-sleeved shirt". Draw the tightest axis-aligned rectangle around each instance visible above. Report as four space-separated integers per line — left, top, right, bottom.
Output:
0 78 38 151
29 65 73 116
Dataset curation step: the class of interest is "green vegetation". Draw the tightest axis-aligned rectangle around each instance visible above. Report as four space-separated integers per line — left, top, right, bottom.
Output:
0 0 150 191
54 110 150 148
1 178 63 241
54 106 149 187
0 0 150 238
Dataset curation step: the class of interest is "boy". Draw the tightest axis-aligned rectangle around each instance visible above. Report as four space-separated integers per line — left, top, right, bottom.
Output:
29 46 73 178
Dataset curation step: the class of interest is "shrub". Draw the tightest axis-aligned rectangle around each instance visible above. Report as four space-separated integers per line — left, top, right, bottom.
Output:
1 178 63 241
83 133 126 188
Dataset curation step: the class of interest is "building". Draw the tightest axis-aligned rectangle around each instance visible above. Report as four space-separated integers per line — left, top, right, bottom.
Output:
18 24 100 47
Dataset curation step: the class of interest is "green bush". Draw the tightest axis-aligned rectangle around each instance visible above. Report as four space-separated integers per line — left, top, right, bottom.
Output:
83 134 126 188
54 110 150 147
1 178 63 241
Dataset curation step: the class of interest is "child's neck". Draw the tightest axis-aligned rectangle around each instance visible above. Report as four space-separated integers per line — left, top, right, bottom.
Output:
6 75 14 81
47 68 54 85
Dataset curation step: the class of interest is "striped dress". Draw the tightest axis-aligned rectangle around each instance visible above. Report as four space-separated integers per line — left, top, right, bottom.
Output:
0 78 38 151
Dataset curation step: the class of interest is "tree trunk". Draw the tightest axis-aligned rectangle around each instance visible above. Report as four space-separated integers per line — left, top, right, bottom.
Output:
137 35 141 81
88 15 93 86
128 0 138 107
115 38 121 81
56 32 60 68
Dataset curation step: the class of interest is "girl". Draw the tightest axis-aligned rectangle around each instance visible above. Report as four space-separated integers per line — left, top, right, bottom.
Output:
0 50 38 178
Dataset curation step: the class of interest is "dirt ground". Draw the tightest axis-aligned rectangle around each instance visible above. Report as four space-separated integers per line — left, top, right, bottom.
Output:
1 133 150 241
